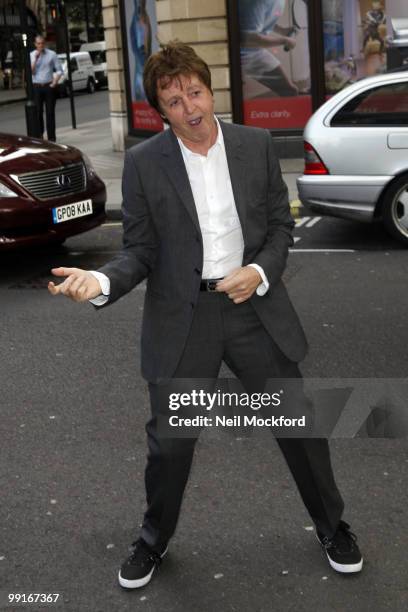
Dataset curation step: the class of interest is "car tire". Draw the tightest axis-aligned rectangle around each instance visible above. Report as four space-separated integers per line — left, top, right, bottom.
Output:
382 174 408 246
87 78 95 94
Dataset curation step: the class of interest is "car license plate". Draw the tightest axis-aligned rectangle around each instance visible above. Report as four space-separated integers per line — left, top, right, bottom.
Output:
52 199 93 224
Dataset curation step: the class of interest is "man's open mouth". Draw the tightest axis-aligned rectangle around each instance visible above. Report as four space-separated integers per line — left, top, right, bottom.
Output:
188 117 202 126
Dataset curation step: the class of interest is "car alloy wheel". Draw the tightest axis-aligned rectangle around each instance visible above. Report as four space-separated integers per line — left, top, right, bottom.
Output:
382 175 408 246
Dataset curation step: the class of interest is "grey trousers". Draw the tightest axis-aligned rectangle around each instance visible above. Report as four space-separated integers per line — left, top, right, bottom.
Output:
140 291 344 551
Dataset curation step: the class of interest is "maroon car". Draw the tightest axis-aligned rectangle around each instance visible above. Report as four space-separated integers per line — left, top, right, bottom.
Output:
0 132 106 249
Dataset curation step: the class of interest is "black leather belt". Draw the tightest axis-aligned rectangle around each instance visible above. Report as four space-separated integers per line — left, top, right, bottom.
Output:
200 278 224 292
33 82 52 87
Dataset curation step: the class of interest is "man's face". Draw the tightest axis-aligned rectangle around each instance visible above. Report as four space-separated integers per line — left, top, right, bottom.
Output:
157 73 216 145
35 38 45 53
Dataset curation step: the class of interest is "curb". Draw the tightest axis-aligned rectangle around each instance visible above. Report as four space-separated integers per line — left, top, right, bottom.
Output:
0 97 27 107
290 199 303 220
106 209 122 221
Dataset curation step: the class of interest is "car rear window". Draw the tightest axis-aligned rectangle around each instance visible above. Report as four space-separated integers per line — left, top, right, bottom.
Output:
331 82 408 127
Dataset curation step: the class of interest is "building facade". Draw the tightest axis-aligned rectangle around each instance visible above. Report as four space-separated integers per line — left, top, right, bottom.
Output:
102 0 408 153
2 1 406 152
101 0 232 151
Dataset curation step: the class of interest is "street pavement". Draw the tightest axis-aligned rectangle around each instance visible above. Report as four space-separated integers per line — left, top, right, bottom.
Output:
0 88 26 105
1 114 408 612
0 91 110 143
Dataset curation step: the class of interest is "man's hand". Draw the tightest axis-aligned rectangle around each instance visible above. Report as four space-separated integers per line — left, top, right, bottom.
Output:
216 266 262 304
48 267 102 302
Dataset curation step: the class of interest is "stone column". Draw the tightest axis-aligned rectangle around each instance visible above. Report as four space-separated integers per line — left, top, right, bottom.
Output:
102 0 127 151
155 0 232 121
103 0 233 151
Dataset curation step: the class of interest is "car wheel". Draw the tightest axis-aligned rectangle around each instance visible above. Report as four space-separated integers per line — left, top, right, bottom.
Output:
87 78 95 94
382 175 408 246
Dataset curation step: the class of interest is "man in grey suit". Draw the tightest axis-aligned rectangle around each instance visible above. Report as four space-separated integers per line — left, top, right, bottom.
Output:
48 42 363 587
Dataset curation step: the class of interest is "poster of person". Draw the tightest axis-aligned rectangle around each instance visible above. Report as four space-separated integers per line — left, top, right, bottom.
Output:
123 0 163 132
237 0 312 129
361 0 387 76
322 0 387 96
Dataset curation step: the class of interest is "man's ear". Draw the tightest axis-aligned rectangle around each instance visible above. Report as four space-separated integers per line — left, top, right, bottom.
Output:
157 104 166 120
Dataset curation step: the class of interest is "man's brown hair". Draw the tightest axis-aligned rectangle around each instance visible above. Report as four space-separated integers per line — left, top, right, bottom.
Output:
143 41 212 122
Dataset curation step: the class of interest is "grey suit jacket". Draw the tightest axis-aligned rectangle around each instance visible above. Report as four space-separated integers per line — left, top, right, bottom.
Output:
97 120 308 383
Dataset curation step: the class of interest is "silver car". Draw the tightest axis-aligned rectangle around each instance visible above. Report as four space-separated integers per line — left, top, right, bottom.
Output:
297 71 408 245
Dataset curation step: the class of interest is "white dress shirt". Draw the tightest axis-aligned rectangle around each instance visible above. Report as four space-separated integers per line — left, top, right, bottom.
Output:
90 116 269 305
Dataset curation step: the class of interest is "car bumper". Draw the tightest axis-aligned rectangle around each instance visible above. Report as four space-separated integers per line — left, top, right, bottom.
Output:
296 175 392 222
0 210 106 250
0 181 106 250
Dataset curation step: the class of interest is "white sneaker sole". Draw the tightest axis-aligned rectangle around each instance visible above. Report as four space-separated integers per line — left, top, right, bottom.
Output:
118 546 168 589
316 533 363 573
325 552 363 573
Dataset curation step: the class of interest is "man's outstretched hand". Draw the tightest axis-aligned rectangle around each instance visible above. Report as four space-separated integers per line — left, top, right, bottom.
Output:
216 266 262 304
48 267 102 302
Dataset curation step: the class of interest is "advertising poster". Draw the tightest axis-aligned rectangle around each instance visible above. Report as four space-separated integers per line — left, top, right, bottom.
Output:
237 0 312 129
123 0 163 133
322 0 388 95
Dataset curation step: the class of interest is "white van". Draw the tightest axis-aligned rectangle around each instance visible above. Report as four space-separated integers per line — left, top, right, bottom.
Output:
57 51 96 96
79 41 107 88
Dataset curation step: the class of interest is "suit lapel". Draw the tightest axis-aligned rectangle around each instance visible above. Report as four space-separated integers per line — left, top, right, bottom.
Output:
219 121 248 236
158 128 201 233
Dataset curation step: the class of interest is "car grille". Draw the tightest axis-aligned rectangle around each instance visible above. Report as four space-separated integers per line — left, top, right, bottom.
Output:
17 162 87 200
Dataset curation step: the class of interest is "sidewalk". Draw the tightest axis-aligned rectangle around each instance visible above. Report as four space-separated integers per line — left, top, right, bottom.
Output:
56 118 304 220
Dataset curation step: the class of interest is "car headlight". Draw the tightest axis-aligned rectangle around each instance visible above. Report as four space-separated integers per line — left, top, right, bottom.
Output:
82 153 97 179
0 180 18 197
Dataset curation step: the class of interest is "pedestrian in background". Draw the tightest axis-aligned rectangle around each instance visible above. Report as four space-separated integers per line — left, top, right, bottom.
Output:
30 35 63 142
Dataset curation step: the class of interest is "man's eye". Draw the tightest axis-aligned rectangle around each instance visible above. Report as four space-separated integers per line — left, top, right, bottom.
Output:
192 91 200 96
170 100 178 107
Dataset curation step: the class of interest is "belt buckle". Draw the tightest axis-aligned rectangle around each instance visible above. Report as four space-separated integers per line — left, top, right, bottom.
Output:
206 279 218 292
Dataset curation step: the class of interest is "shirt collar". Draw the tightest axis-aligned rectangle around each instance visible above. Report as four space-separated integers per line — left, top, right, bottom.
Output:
177 116 224 159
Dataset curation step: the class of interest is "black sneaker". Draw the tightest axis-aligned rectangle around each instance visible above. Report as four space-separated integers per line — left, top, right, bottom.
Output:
317 520 363 573
118 538 168 589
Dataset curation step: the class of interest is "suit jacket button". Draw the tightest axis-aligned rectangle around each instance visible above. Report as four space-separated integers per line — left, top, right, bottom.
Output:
191 302 195 308
194 268 201 274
